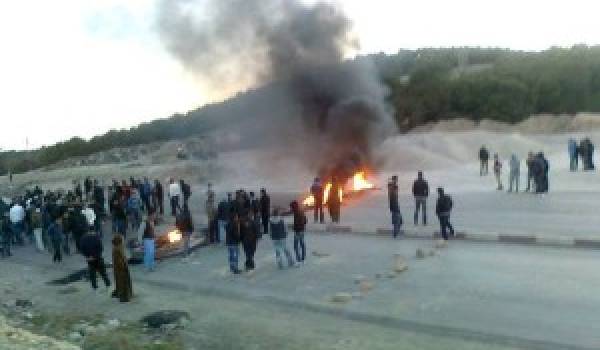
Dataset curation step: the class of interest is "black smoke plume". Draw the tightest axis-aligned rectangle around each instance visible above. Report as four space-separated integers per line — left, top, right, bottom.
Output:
157 0 395 178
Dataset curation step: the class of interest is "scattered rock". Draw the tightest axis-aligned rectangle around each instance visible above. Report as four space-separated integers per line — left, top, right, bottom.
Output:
83 325 97 335
434 239 448 249
385 273 397 279
427 250 436 257
350 292 364 300
352 275 366 284
106 319 120 329
312 251 330 258
393 254 409 273
15 300 33 308
416 248 426 259
375 273 382 279
68 331 83 342
141 310 191 329
330 293 353 304
359 280 375 294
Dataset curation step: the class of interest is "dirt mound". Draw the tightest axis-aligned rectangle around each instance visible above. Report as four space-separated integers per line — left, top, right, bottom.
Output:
412 114 600 135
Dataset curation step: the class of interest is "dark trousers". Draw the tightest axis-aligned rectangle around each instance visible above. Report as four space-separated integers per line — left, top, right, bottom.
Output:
313 202 324 223
52 239 62 262
261 214 269 235
1 236 11 257
242 240 256 270
158 196 164 215
439 215 454 240
293 232 306 262
329 204 340 223
480 160 488 176
63 233 71 255
170 196 180 216
414 198 427 225
88 257 111 289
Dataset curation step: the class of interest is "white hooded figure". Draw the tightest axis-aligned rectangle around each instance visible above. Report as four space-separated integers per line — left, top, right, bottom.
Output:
508 154 520 192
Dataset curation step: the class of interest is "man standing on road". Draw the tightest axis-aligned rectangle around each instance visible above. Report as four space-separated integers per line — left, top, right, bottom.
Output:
508 154 520 193
493 153 503 191
154 179 164 216
479 145 490 176
259 189 270 236
168 178 181 217
206 183 216 243
388 176 402 238
568 138 578 171
525 152 535 192
435 187 454 241
226 212 242 274
9 201 25 246
412 171 429 226
310 178 324 224
80 230 111 292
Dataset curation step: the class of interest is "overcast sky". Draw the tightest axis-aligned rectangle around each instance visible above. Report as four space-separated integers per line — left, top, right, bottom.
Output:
1 0 599 150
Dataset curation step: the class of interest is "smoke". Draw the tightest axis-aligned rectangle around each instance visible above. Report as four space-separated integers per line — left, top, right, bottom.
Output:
157 0 395 178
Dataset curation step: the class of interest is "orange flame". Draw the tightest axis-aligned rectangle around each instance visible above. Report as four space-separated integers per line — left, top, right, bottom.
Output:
352 172 375 191
302 171 373 207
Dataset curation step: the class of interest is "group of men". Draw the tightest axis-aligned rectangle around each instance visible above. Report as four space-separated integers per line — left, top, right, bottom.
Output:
480 146 550 194
309 177 342 224
0 182 105 260
208 187 308 274
387 172 455 240
568 138 595 172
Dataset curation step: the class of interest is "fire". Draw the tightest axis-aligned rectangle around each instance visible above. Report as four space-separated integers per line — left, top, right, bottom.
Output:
168 230 182 243
302 171 373 207
352 172 374 191
303 195 315 207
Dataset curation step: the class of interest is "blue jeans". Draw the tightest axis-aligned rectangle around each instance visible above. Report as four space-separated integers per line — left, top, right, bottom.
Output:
227 245 240 272
94 218 103 239
183 232 191 256
113 218 126 236
439 215 454 240
273 239 294 268
293 233 306 262
11 222 24 245
143 239 155 270
391 211 402 238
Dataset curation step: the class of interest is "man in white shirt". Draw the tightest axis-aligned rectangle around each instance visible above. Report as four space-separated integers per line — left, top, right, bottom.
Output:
168 178 182 217
82 203 96 231
9 202 25 245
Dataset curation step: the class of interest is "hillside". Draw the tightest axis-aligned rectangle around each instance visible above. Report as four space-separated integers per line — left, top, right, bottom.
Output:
3 46 600 174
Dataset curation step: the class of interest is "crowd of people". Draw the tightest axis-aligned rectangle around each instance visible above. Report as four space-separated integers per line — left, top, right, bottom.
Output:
209 188 307 274
479 146 550 194
1 137 595 300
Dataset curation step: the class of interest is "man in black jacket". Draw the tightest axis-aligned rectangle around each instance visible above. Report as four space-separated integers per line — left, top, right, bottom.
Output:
479 146 490 176
226 212 241 274
154 179 164 215
80 231 111 291
412 171 429 226
310 178 324 224
259 189 270 235
435 187 454 240
388 176 402 238
70 205 89 254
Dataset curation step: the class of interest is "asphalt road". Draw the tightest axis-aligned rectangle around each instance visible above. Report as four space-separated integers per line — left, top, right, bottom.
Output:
3 230 599 350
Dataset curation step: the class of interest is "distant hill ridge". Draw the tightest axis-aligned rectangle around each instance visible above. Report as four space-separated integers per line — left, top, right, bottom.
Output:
3 46 600 174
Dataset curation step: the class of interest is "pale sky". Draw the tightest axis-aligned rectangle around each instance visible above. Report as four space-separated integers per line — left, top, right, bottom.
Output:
1 0 599 150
